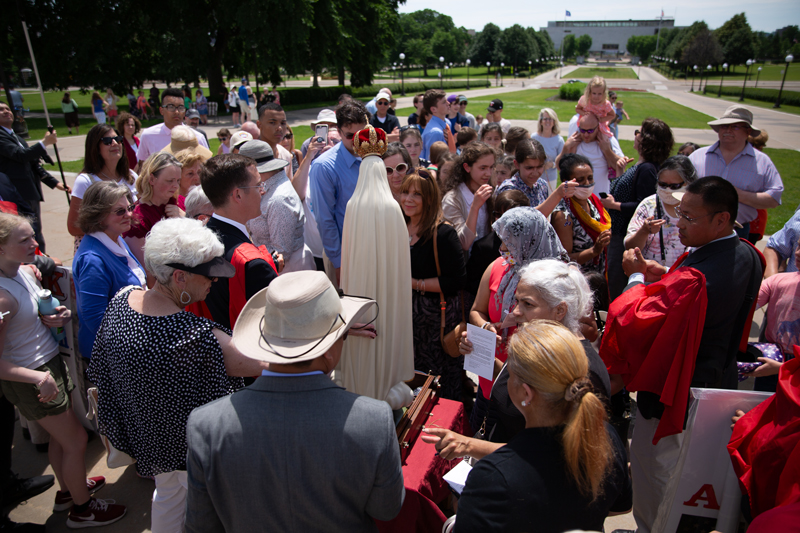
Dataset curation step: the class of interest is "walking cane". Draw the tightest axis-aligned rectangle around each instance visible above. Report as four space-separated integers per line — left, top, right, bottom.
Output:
47 125 70 205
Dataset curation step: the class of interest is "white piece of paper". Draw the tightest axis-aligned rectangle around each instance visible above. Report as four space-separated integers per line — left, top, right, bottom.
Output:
443 459 473 495
464 323 496 381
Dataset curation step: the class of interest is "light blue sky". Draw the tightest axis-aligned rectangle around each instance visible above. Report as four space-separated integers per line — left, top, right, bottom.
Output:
398 0 799 33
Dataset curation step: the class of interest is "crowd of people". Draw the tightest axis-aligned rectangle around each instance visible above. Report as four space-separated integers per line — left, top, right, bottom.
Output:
0 73 796 533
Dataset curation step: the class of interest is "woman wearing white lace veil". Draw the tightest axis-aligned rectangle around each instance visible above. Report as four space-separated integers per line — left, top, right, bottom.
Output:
337 126 415 409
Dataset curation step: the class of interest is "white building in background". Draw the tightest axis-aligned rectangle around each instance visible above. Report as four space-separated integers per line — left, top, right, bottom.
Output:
542 18 679 55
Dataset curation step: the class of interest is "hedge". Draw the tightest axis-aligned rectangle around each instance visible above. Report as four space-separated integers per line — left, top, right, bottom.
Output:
276 80 490 107
703 84 800 107
559 82 587 101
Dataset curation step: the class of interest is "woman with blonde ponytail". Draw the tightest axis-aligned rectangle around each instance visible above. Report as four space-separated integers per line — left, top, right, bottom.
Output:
454 320 631 533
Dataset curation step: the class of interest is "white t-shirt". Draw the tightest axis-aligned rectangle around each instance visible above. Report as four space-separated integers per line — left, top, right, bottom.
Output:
458 183 488 251
576 141 623 195
137 123 209 163
478 118 512 135
71 172 138 201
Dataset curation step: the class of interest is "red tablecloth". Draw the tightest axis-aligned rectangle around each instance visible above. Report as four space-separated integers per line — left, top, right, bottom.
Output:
376 398 470 533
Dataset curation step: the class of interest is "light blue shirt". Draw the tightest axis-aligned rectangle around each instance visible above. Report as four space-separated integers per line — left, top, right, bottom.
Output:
767 207 800 274
365 98 378 116
309 142 361 268
421 115 447 160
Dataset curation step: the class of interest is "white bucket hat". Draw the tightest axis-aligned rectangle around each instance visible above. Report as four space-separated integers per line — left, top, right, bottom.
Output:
233 271 377 364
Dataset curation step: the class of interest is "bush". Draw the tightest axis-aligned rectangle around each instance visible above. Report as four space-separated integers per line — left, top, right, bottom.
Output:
276 80 490 107
559 82 586 101
704 85 800 107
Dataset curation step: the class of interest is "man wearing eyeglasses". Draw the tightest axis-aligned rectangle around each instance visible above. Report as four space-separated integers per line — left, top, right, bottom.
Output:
613 176 762 533
559 113 627 195
136 88 209 172
689 105 782 239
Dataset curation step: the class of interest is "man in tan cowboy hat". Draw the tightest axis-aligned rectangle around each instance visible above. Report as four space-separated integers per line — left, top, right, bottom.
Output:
689 104 783 239
184 271 404 532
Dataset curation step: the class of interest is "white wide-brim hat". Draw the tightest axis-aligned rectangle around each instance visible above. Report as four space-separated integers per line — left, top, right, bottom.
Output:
233 271 376 364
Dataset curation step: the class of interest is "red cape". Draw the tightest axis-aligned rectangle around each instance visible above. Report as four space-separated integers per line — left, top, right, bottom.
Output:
600 267 708 444
727 350 800 518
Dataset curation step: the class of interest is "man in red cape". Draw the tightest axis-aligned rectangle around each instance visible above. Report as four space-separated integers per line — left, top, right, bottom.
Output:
601 177 763 533
728 348 800 520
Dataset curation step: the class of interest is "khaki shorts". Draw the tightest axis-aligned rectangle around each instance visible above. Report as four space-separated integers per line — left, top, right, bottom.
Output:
1 355 73 421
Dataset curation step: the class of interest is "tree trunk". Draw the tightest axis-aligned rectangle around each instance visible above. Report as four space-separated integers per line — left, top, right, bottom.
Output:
206 30 228 102
338 65 345 86
312 68 319 88
423 64 428 77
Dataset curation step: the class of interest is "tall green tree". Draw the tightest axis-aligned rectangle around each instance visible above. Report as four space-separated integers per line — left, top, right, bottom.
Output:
681 28 724 67
576 35 592 57
469 23 502 70
562 34 576 58
496 25 535 73
627 35 658 61
715 13 756 65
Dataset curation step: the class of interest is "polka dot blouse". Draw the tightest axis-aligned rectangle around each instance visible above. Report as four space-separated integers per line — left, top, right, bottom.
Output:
86 286 244 477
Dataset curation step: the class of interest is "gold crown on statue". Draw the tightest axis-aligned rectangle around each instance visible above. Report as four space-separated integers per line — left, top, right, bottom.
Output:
353 125 387 159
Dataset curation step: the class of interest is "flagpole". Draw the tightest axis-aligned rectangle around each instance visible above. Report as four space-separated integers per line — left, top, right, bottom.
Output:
655 9 663 56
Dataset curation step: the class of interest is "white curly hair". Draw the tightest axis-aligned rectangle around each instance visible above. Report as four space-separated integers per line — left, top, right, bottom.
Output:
518 259 593 334
144 218 224 284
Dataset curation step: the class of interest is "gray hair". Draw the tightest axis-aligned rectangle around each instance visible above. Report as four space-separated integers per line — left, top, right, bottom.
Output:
517 259 593 334
183 186 213 219
658 155 698 185
144 217 224 284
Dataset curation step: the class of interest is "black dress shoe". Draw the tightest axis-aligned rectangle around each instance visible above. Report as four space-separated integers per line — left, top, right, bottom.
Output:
1 473 55 509
0 516 46 532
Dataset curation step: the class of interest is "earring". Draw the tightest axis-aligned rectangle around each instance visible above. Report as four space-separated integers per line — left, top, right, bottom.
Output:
520 400 528 407
180 291 191 305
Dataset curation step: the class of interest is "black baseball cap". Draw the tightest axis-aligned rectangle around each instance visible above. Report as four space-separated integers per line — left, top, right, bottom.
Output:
488 99 503 112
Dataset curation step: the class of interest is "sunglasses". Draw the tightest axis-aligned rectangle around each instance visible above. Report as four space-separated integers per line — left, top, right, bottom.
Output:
284 134 293 140
100 136 124 146
658 180 684 190
579 128 596 134
634 130 640 136
111 204 135 217
218 136 229 141
385 163 408 175
377 100 390 106
417 169 434 181
399 125 420 132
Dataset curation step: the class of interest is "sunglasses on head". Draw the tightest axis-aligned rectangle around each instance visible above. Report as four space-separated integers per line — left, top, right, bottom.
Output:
112 204 135 217
658 180 684 190
417 169 434 181
100 136 124 146
385 163 408 175
579 128 595 134
399 125 419 132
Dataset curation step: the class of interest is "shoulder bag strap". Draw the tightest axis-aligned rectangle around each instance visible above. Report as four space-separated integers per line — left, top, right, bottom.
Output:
655 197 667 264
432 227 447 342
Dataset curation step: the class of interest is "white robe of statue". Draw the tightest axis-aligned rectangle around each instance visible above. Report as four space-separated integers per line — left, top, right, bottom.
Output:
337 129 415 408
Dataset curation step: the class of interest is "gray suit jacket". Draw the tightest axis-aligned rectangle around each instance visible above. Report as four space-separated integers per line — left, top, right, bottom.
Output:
184 373 405 532
0 128 58 202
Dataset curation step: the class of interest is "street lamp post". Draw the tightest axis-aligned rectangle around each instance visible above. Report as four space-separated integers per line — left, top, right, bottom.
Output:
739 59 753 102
392 65 396 84
466 59 471 89
774 54 794 108
500 62 505 86
717 63 728 97
399 53 406 96
439 56 445 89
755 66 762 88
704 65 712 92
691 65 698 92
486 61 490 84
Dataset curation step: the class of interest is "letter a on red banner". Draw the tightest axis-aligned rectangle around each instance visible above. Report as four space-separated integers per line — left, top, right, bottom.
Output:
682 484 721 510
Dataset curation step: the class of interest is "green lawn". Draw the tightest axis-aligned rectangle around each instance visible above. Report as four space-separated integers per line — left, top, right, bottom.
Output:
568 67 638 80
19 116 166 143
379 65 551 80
695 92 800 117
763 147 800 234
397 89 715 129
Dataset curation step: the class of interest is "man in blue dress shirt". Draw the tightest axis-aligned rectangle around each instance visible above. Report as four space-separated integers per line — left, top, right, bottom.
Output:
309 100 368 286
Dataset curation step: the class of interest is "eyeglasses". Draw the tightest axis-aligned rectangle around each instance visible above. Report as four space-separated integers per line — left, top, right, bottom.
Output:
238 183 266 192
657 180 684 190
284 134 293 140
399 125 419 132
100 136 124 146
674 206 721 224
111 204 135 217
579 128 596 134
540 117 553 121
417 169 434 181
459 101 468 106
718 124 745 131
385 163 408 175
377 100 390 106
218 136 229 141
161 104 186 112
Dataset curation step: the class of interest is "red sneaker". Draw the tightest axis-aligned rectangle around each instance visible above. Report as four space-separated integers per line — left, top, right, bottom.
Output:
66 497 126 529
53 477 106 512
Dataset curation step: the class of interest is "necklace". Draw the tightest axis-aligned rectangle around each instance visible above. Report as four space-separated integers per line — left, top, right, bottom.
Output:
99 171 118 182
